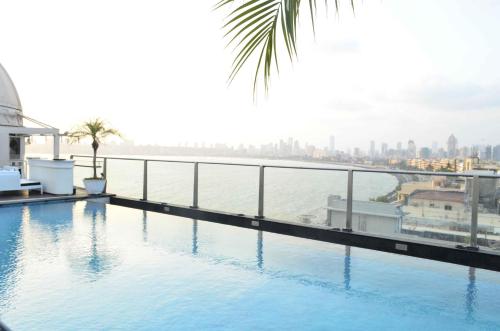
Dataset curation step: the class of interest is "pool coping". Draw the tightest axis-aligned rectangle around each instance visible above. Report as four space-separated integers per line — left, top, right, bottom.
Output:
0 192 114 207
110 195 500 273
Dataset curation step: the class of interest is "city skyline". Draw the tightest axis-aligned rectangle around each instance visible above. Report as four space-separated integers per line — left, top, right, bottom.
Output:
30 132 500 162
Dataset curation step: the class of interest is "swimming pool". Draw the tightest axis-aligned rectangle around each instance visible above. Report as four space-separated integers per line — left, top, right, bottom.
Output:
0 201 499 330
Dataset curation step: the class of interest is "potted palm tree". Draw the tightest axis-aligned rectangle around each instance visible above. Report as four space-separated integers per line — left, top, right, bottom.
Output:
69 119 121 194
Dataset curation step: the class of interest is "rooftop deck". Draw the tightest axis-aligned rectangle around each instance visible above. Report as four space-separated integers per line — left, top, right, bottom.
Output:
0 188 111 206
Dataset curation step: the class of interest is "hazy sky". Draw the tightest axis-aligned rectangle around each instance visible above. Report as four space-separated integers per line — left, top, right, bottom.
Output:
1 0 499 151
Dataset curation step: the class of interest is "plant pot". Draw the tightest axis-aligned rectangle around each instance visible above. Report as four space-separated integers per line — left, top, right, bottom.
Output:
83 178 106 195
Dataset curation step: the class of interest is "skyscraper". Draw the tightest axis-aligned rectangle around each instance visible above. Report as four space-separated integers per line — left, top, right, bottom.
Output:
329 135 335 155
370 140 376 159
381 143 388 158
431 141 438 156
447 134 458 158
396 142 402 157
484 145 493 160
407 140 416 158
493 145 500 161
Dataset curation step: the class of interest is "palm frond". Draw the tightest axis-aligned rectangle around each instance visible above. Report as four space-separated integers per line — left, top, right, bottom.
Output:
68 118 121 144
218 0 354 95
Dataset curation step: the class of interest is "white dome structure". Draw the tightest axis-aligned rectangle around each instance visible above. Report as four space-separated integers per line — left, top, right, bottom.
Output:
0 62 63 172
0 62 23 126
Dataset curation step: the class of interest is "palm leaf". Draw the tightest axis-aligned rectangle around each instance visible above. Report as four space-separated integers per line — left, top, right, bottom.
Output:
217 0 354 95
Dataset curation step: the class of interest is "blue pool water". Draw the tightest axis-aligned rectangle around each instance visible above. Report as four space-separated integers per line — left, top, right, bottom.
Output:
0 201 499 330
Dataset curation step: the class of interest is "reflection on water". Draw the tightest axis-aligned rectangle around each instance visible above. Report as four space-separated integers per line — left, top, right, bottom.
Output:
192 219 198 255
344 246 351 290
0 201 495 328
257 230 263 270
83 202 115 278
142 210 148 242
466 267 477 322
0 206 24 302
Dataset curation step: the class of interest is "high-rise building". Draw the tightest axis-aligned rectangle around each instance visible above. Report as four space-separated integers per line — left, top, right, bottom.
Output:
396 142 402 156
407 140 416 158
381 143 388 158
493 145 500 161
329 135 335 155
287 137 294 155
370 140 376 159
471 145 480 158
447 134 458 158
484 145 493 160
293 140 301 156
431 141 438 156
460 146 470 158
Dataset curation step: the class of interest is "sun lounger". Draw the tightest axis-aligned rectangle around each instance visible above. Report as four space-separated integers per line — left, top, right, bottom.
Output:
0 167 43 194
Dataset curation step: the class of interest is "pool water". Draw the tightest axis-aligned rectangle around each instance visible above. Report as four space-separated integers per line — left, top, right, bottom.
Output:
0 201 499 330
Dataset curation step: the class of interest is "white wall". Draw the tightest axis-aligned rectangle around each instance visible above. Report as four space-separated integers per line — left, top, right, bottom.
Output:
328 210 400 235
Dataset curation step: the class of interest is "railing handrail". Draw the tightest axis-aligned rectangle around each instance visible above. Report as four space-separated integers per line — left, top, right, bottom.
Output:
69 154 500 178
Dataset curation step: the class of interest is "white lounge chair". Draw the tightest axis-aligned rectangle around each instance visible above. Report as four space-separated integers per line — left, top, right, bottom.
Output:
0 167 43 194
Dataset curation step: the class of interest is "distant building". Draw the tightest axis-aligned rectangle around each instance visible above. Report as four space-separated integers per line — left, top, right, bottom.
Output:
381 142 388 157
398 181 435 202
431 141 439 156
493 145 500 161
460 146 470 158
326 195 403 234
369 140 376 159
447 134 458 158
407 140 416 158
419 147 431 159
484 145 493 160
329 135 335 155
463 157 480 171
408 190 467 216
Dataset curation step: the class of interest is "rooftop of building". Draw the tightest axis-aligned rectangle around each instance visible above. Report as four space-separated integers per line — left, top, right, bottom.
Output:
408 189 466 203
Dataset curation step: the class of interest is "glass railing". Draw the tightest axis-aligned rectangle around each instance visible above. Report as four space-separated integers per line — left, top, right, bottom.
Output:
72 156 103 188
264 166 347 226
70 155 500 254
198 163 259 215
147 160 194 206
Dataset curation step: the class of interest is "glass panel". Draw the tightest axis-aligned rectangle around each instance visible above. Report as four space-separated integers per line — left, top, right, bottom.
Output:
353 171 476 247
476 177 500 254
72 156 99 187
198 164 258 215
264 167 347 226
106 159 143 199
147 161 194 205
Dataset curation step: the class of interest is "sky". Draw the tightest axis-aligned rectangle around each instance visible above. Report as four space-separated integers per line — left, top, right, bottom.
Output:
0 0 499 151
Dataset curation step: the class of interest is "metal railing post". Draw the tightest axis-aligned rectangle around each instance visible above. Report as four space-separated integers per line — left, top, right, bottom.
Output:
257 165 265 218
102 158 108 193
192 162 199 208
142 160 148 201
345 169 353 231
470 175 479 248
102 157 107 178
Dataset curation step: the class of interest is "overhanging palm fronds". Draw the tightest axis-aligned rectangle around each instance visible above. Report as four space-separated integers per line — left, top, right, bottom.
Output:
216 0 353 95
